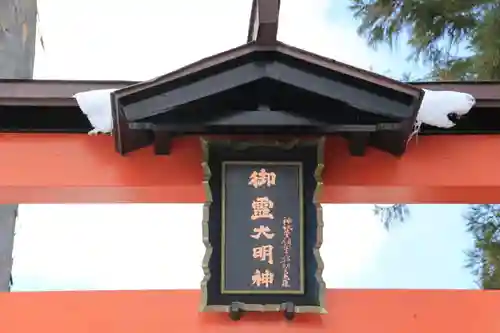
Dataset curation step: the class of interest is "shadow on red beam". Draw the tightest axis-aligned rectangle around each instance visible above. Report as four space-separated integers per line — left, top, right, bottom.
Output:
0 185 500 204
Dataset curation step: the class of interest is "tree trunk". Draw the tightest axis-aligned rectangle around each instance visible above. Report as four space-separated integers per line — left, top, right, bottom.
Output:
0 0 37 291
0 0 37 79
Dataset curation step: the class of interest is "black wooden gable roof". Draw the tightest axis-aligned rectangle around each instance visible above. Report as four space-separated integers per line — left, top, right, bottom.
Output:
110 0 424 156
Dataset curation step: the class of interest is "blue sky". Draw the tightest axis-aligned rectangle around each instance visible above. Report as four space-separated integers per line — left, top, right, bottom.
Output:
327 0 429 80
326 0 472 80
333 0 440 81
345 205 477 289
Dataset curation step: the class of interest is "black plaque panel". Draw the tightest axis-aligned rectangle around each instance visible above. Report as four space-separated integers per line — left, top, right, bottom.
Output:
221 162 304 294
200 139 326 313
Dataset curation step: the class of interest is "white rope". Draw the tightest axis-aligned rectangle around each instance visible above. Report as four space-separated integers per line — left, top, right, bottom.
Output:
407 119 422 146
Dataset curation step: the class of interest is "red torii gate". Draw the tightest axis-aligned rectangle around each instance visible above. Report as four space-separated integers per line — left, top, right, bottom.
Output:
0 0 500 331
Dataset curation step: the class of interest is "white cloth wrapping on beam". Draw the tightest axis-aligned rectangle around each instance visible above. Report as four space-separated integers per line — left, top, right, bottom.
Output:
73 87 477 135
416 89 476 128
73 89 117 135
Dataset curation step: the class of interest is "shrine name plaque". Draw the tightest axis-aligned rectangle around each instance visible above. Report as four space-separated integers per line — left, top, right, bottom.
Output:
221 162 304 294
199 138 327 319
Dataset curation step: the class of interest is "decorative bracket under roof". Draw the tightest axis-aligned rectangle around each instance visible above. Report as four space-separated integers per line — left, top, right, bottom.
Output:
111 42 423 157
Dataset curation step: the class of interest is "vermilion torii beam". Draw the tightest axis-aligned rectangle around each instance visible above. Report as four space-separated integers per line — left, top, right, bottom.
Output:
246 0 281 44
1 134 500 204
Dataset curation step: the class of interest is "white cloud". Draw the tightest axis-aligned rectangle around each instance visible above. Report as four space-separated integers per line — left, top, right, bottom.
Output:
12 203 387 291
13 204 205 290
322 204 388 287
34 0 375 80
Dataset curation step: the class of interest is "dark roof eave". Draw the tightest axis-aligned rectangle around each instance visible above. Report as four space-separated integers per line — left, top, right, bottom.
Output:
110 42 423 105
